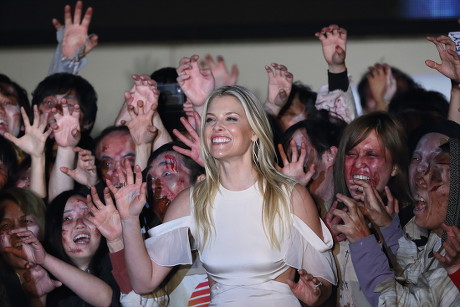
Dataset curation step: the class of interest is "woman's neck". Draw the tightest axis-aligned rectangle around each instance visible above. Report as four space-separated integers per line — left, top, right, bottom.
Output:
218 157 258 191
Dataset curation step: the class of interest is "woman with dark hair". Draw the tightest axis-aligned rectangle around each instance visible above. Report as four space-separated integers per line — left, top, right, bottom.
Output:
0 188 57 306
0 135 18 190
329 111 411 307
10 190 120 306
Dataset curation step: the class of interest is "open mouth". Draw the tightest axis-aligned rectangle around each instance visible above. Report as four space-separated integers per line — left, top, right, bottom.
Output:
0 119 8 130
413 195 427 214
73 233 91 244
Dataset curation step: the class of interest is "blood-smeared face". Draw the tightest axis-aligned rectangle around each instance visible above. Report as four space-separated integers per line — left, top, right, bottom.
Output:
344 130 395 200
0 200 40 270
96 131 135 188
61 196 101 266
0 92 21 137
146 152 192 221
410 133 450 233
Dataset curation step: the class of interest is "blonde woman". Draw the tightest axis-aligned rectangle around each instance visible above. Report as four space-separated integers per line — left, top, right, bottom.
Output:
113 86 336 306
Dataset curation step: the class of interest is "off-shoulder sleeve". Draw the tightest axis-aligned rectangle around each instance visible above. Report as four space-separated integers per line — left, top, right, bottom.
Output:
283 215 338 285
145 216 193 266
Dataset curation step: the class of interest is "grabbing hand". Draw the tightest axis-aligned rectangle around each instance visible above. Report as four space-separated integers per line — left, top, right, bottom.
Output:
426 35 460 83
125 75 159 113
86 187 123 245
315 24 347 73
367 63 397 109
22 265 62 298
287 270 323 305
434 224 460 275
177 55 215 111
276 141 315 186
122 99 158 145
349 180 396 228
4 105 51 158
172 113 204 167
264 63 293 116
52 103 81 148
60 147 98 187
52 1 98 59
107 160 147 220
331 193 371 243
200 54 239 88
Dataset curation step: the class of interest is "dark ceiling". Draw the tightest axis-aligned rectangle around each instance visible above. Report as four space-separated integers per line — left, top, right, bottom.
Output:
1 0 458 46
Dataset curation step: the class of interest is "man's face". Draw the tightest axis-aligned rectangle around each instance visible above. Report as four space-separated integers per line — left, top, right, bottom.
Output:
146 152 192 220
96 131 135 187
38 89 85 133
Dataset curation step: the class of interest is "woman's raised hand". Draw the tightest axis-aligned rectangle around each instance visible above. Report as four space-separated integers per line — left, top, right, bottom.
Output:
106 160 146 221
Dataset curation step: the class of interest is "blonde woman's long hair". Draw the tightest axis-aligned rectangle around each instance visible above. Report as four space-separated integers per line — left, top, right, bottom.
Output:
193 86 296 250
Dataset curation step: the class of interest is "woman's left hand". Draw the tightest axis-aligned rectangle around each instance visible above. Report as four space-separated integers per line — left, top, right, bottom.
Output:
332 193 371 243
434 224 460 275
22 264 62 297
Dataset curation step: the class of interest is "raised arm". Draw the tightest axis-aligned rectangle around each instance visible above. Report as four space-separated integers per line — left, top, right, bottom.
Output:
60 147 99 188
4 106 50 198
122 99 158 170
109 161 174 293
366 63 397 111
425 35 460 124
48 1 98 75
48 103 81 202
315 24 357 122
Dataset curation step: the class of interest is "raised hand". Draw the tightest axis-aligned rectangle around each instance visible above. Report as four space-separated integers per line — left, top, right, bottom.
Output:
426 35 460 82
4 105 51 158
287 270 323 305
126 75 159 112
22 265 62 298
3 229 47 266
315 24 347 73
107 160 147 220
332 193 371 243
86 187 123 246
276 141 315 186
200 54 239 88
434 224 460 275
325 201 347 242
60 147 98 187
177 55 215 113
367 63 397 110
264 63 293 116
122 99 157 145
172 113 204 167
350 180 396 228
52 1 98 59
52 103 81 148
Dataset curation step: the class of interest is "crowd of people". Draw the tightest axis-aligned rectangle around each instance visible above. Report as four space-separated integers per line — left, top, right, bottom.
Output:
1 1 460 306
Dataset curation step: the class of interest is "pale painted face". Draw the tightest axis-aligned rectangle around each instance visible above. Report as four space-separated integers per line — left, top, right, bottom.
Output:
410 133 450 233
204 96 256 162
146 152 192 220
38 89 85 134
96 131 135 188
61 196 101 266
344 130 395 200
0 200 40 270
0 92 21 137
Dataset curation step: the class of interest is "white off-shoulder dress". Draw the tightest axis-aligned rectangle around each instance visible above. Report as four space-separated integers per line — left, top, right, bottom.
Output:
146 184 337 306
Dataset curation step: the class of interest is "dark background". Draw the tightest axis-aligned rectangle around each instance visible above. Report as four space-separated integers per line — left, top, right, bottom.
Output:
1 0 459 46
